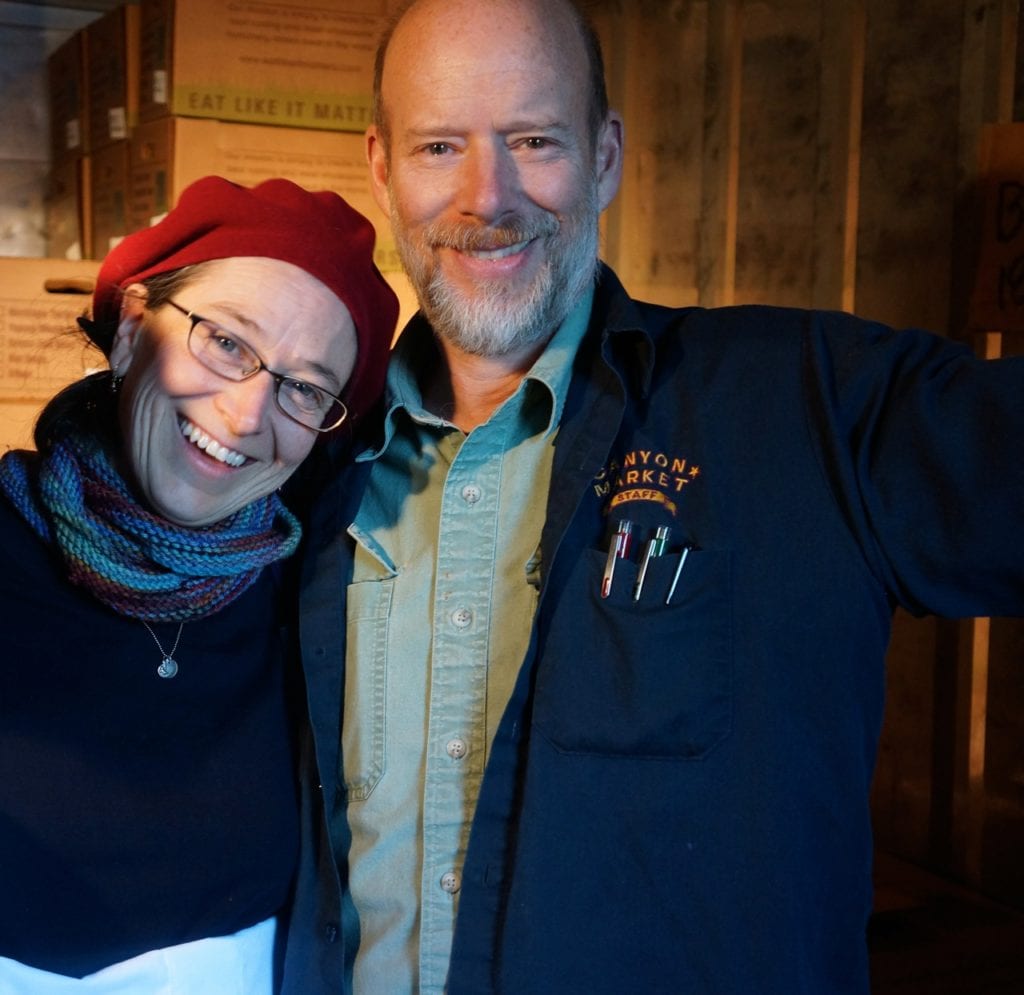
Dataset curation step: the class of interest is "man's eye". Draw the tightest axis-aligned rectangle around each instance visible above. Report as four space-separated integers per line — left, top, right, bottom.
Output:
427 142 451 156
523 137 548 150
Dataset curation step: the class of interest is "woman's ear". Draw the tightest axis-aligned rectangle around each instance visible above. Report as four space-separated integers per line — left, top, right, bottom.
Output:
109 283 148 373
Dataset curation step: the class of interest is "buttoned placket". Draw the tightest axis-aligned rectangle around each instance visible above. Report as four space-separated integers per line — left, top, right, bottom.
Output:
418 417 512 992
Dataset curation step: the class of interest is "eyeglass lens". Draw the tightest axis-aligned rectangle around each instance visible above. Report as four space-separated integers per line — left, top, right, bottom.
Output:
186 317 346 431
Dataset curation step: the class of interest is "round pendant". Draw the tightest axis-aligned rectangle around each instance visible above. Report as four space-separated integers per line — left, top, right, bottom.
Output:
157 656 179 679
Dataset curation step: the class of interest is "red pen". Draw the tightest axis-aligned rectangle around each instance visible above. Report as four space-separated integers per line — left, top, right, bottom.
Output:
601 519 633 598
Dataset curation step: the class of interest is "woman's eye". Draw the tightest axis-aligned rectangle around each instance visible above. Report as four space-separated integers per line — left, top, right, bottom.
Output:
200 322 241 356
283 379 325 410
213 334 239 355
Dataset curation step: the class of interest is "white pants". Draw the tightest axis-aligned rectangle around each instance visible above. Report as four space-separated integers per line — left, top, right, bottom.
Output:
0 916 276 995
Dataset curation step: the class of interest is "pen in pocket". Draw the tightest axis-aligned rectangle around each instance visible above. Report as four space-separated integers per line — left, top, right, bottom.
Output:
633 526 670 601
601 519 633 598
665 546 692 604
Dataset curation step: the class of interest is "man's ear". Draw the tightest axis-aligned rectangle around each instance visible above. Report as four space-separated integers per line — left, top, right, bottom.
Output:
595 111 625 213
108 283 148 373
366 125 391 217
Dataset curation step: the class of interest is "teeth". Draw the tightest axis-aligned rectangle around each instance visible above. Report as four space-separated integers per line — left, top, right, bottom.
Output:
466 240 529 260
179 419 247 467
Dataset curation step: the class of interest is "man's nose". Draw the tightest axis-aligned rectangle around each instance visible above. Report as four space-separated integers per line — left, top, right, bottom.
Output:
455 141 521 221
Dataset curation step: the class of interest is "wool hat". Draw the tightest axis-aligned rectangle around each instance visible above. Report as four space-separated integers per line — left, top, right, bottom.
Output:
90 175 399 423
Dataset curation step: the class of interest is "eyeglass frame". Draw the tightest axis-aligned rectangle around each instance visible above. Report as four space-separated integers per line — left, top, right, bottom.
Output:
163 298 349 433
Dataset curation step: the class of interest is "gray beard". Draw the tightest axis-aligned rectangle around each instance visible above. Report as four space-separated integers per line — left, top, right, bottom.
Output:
390 192 600 359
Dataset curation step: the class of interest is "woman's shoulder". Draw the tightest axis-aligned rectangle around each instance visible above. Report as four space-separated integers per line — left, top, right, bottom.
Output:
0 452 62 588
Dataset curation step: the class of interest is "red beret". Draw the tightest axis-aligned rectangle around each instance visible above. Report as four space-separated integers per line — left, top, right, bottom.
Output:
92 175 399 423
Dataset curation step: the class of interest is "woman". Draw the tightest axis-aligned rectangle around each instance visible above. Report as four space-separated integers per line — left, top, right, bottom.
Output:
0 176 398 992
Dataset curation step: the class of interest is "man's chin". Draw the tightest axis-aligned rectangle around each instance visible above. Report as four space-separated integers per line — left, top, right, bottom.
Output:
428 301 555 359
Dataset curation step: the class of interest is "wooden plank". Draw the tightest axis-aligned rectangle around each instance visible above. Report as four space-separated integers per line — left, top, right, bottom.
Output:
597 0 708 306
811 0 865 311
855 0 964 333
734 0 822 306
698 0 742 306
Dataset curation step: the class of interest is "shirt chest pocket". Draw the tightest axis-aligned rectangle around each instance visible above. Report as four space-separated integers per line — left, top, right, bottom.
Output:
342 577 394 800
533 547 733 759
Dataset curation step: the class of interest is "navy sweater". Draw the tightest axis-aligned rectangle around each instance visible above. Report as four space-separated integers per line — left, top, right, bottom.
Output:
0 488 299 977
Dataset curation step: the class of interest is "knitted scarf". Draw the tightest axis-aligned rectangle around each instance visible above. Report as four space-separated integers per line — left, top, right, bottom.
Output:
0 434 301 623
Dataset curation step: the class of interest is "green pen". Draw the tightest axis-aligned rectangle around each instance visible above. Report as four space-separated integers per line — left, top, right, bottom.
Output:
633 525 670 601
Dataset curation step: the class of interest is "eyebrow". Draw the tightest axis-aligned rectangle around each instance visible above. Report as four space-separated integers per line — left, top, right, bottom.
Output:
301 360 344 394
405 117 572 139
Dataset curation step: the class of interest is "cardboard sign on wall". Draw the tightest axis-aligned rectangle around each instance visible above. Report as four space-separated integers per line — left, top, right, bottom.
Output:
0 258 101 452
969 124 1024 334
139 0 388 132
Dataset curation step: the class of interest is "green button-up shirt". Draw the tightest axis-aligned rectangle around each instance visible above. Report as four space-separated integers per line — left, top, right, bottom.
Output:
341 290 593 994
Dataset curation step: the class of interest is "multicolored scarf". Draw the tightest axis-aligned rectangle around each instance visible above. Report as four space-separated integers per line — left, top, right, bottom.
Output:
0 434 301 623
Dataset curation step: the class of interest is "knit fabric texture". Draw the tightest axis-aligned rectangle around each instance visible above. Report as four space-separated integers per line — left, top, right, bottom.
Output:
0 436 301 623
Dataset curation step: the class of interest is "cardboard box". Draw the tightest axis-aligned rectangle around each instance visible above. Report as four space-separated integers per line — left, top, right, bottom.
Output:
45 156 92 260
85 4 141 152
129 115 393 259
47 31 88 160
0 258 101 451
88 141 131 259
138 0 386 132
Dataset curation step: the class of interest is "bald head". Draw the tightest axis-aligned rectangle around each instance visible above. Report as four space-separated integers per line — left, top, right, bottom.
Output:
372 0 610 154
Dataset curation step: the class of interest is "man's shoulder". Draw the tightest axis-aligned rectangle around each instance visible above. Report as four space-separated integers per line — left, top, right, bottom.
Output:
592 263 860 346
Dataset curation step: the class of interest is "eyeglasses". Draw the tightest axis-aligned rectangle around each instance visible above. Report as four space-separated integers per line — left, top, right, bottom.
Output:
165 299 348 433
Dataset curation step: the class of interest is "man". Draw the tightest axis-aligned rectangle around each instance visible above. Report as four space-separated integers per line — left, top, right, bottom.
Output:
289 1 1024 992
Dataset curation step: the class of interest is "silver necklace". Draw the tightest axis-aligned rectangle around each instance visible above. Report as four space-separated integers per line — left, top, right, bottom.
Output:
142 621 185 679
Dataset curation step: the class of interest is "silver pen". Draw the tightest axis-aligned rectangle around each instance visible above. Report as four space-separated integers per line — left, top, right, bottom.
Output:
665 545 691 604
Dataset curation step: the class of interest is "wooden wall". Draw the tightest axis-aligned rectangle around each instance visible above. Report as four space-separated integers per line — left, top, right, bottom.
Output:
588 0 1023 907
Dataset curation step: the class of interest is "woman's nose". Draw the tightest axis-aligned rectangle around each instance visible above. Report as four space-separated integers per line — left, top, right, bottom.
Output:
214 372 276 436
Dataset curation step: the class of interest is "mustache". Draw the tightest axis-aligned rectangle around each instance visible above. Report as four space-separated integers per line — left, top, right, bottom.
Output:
423 215 559 252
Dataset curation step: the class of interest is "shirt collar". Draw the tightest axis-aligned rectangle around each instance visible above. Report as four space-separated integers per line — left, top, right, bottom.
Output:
358 287 595 461
523 286 593 436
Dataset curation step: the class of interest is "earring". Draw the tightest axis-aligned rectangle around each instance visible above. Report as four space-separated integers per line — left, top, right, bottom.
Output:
110 368 123 394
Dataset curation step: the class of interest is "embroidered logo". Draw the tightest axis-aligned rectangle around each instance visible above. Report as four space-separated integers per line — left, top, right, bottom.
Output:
593 448 701 517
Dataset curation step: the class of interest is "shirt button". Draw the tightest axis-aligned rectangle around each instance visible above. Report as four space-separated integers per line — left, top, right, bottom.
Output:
461 483 482 504
440 870 461 894
324 922 339 943
446 737 468 760
451 607 473 629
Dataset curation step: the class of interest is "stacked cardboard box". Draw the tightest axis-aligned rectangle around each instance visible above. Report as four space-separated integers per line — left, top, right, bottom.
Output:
138 0 384 131
45 0 411 318
86 4 140 153
82 4 140 258
47 31 88 163
45 32 90 258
